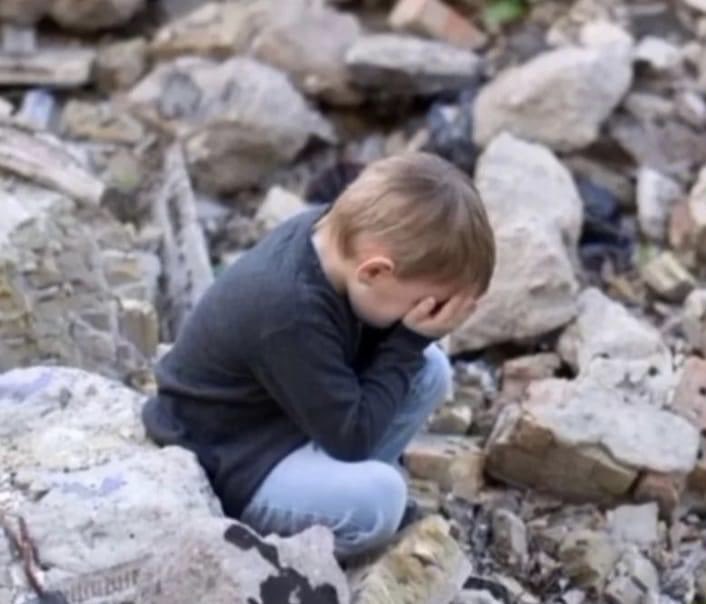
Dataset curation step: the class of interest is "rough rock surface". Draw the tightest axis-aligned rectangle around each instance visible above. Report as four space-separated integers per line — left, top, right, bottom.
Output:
349 516 471 604
450 133 583 352
136 519 349 604
473 22 633 151
129 56 335 193
49 0 146 31
346 34 481 97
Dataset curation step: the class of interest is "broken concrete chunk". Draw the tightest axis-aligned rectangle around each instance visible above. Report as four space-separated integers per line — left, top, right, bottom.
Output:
136 518 349 604
558 530 621 590
49 0 146 32
389 0 487 50
255 186 308 233
0 124 105 205
486 366 699 503
404 434 484 500
683 289 706 355
96 37 148 92
606 504 659 547
0 48 95 88
641 251 695 303
637 167 683 243
346 34 480 97
349 515 470 604
473 22 633 151
129 56 335 193
451 134 582 352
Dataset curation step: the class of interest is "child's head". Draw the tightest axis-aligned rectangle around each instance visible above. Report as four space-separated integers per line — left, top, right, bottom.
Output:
317 152 495 328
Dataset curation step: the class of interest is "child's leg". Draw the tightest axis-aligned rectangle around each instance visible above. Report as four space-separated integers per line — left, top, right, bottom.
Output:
238 442 407 559
370 344 453 464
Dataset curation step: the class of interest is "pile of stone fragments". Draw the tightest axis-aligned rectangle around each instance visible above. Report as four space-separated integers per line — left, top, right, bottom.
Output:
3 0 706 602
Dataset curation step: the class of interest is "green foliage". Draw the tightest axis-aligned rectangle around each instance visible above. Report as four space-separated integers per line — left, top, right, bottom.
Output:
483 0 528 27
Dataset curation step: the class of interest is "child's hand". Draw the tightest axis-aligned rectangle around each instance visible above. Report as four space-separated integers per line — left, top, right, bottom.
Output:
403 293 477 339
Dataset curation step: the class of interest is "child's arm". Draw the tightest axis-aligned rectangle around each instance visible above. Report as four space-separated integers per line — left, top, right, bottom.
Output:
253 317 431 462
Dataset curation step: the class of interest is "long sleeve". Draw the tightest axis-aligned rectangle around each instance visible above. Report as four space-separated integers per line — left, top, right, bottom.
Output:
253 317 431 461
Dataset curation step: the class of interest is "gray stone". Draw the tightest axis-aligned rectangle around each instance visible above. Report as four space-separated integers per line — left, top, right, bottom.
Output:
251 0 363 105
558 530 621 590
606 504 660 547
129 56 335 194
49 0 145 31
0 48 95 88
450 133 582 352
634 37 681 71
61 100 146 145
683 289 706 355
345 34 480 97
349 515 471 604
0 0 50 25
256 186 308 233
637 167 683 243
605 550 659 604
95 38 148 93
641 252 695 303
473 22 633 151
491 509 529 570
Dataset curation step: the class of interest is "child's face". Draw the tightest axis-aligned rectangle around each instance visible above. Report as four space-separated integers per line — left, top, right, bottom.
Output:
347 268 464 329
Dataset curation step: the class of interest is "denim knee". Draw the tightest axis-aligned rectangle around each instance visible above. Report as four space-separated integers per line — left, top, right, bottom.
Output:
337 461 407 558
416 345 453 406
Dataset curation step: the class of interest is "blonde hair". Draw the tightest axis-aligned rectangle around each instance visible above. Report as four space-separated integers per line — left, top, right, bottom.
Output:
319 152 495 293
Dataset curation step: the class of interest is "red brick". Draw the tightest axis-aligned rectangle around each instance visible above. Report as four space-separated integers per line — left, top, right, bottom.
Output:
671 357 706 431
389 0 487 50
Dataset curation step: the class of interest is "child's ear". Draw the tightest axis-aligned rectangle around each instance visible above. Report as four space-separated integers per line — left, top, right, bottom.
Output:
356 256 394 284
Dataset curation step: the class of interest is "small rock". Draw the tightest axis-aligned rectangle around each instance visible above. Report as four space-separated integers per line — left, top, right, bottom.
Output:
634 36 681 71
687 165 706 261
604 550 659 604
633 472 686 518
255 186 308 232
683 0 706 14
428 403 473 435
15 89 56 130
500 353 561 402
623 92 674 122
491 509 529 570
345 33 481 97
675 90 706 129
250 0 362 105
409 479 442 514
118 298 159 359
669 199 696 252
349 515 471 604
49 0 145 31
96 38 148 93
641 251 695 303
403 434 485 501
450 134 582 352
61 100 145 145
636 167 683 243
606 503 659 547
558 530 621 590
671 357 706 432
389 0 487 50
473 22 633 151
683 289 706 355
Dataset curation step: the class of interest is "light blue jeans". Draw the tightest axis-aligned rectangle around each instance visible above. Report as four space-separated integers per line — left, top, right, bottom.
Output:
241 345 452 559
